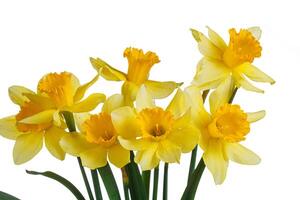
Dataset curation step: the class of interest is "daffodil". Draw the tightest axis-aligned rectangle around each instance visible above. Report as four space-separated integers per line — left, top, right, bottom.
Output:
111 85 199 170
60 94 130 169
185 78 264 184
0 72 105 164
90 47 182 105
191 26 275 93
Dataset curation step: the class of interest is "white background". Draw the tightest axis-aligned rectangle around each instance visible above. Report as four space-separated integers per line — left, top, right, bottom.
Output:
0 0 298 199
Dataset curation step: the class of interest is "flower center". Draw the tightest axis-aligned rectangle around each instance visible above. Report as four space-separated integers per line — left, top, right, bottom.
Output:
37 72 80 108
223 28 262 68
208 104 250 142
16 101 52 132
83 112 117 147
137 107 174 140
124 47 160 85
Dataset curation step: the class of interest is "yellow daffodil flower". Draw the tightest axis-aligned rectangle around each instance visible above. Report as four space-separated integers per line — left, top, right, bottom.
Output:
90 47 182 105
191 26 275 93
0 72 105 164
110 85 199 170
185 78 264 184
60 94 130 169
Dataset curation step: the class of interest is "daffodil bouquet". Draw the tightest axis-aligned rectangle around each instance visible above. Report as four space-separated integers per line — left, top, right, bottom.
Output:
0 27 274 200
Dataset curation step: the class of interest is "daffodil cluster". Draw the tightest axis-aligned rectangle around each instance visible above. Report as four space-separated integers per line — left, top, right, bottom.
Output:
0 27 274 200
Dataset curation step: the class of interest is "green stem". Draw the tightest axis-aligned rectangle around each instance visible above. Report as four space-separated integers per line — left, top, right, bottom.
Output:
142 170 151 199
121 168 130 200
122 180 130 200
98 164 121 200
181 158 205 200
228 87 238 104
91 170 103 200
163 163 169 200
152 166 159 200
187 146 197 184
62 111 94 200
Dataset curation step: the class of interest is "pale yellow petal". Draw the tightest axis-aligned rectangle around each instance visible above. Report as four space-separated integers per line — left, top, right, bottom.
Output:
19 109 56 124
0 116 22 140
136 85 155 112
247 26 262 40
90 57 127 81
60 133 96 156
68 93 106 113
108 144 130 168
121 81 139 106
80 147 107 169
156 139 181 163
135 143 159 171
225 143 261 165
166 89 189 119
74 113 91 133
44 126 66 160
207 26 227 51
203 140 228 185
13 132 43 164
22 93 55 109
247 110 265 123
8 85 34 106
233 72 264 93
73 74 99 102
238 63 275 84
102 94 124 114
190 29 223 60
144 80 182 99
111 106 141 139
118 137 153 151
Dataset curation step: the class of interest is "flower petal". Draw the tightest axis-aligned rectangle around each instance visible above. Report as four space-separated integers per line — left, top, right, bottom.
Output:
60 133 96 156
121 81 139 106
74 113 91 133
225 143 261 165
22 93 55 109
238 63 275 84
8 85 34 106
108 144 130 168
13 132 43 164
0 116 22 140
80 147 108 169
145 80 182 99
156 139 181 163
90 57 127 81
203 140 228 185
136 85 155 112
207 26 227 51
68 93 106 113
247 110 265 123
118 137 153 151
190 29 223 60
73 74 99 102
135 143 159 171
166 89 189 118
44 126 67 160
102 94 124 114
111 106 141 139
19 109 56 124
247 27 262 40
233 72 264 93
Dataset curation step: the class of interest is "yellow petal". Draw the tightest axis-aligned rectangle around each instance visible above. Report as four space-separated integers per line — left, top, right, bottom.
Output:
90 57 127 81
238 63 275 84
23 93 55 109
44 126 66 160
74 113 91 133
156 139 181 163
203 139 228 185
247 26 262 40
19 109 56 124
8 85 34 106
73 74 99 102
136 85 155 112
225 143 261 165
144 80 182 99
121 81 139 106
111 106 141 139
13 132 43 164
207 26 227 51
102 94 124 114
80 147 107 169
135 143 159 171
0 116 22 140
118 137 152 151
247 110 265 123
60 133 96 156
209 77 235 114
68 93 106 113
190 29 223 60
233 72 264 93
108 144 130 168
166 89 189 119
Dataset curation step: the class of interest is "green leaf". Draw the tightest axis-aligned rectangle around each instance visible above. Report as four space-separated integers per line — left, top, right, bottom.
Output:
0 191 20 200
97 164 121 200
26 170 85 200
